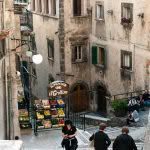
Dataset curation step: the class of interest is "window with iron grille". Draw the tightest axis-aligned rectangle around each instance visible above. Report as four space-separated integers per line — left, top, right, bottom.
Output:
121 50 132 70
73 0 81 16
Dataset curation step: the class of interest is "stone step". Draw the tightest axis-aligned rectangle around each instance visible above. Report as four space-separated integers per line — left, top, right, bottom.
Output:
76 128 144 150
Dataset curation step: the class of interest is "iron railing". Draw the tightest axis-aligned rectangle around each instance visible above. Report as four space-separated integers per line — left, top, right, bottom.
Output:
64 89 149 131
20 9 33 30
112 90 147 100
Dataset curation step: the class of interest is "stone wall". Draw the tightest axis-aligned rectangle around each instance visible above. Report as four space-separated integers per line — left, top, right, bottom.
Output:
59 0 65 80
31 14 60 99
90 0 150 96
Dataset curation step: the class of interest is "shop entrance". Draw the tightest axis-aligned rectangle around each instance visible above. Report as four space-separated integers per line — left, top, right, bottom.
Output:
97 85 107 114
71 84 89 112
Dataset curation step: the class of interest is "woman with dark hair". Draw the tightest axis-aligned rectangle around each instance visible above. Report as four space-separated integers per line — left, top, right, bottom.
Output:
61 120 78 150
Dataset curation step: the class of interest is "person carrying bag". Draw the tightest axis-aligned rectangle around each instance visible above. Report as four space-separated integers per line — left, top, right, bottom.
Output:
89 123 111 150
62 120 78 150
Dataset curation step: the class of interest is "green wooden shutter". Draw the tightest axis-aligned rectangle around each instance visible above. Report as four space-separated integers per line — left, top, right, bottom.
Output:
129 53 132 70
92 46 97 64
101 48 105 65
72 46 76 63
31 35 35 50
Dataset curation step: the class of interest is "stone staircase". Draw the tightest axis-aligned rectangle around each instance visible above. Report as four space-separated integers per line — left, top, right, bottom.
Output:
76 127 144 150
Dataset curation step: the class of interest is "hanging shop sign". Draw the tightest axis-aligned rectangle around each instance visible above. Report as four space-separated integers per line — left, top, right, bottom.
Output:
14 4 25 14
48 81 69 97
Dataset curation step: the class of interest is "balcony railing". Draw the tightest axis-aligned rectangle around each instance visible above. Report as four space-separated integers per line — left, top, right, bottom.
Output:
20 10 33 30
14 0 28 5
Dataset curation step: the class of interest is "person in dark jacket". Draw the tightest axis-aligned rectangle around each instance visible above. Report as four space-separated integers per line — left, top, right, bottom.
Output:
89 123 111 150
113 127 137 150
62 120 78 150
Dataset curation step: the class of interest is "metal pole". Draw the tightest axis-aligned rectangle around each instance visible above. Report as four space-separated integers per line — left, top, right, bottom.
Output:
28 60 32 122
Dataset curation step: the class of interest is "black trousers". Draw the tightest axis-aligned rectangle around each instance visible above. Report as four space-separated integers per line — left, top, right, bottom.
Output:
62 138 78 150
127 118 135 126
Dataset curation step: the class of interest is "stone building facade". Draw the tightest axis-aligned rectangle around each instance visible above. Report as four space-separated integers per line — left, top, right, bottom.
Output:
30 0 60 99
89 0 150 112
0 0 22 139
30 0 150 114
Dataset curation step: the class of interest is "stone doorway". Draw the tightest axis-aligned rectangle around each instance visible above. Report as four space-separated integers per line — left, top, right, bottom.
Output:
97 85 107 114
70 83 89 112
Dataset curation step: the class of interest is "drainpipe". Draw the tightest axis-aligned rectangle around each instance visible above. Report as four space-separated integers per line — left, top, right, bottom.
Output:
133 44 136 91
88 5 93 110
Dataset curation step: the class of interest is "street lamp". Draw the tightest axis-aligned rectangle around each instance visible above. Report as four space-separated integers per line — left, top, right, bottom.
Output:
32 54 43 65
25 50 43 127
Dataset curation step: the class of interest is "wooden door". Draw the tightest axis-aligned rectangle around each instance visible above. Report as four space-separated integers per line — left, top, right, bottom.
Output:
72 85 88 112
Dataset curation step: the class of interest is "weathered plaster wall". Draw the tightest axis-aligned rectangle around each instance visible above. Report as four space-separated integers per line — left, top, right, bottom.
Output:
3 0 21 139
90 0 150 96
63 0 91 87
32 14 60 99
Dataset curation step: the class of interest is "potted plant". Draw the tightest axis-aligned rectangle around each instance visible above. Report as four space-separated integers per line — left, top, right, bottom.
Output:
112 99 128 117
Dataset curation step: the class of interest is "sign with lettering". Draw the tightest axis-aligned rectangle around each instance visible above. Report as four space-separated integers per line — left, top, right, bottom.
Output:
14 4 25 14
48 81 69 97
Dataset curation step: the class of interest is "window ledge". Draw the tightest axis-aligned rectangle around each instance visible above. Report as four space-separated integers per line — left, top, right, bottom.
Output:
32 11 59 19
121 22 133 29
72 60 87 64
71 15 89 19
120 68 133 73
95 64 105 68
48 57 54 62
95 18 105 22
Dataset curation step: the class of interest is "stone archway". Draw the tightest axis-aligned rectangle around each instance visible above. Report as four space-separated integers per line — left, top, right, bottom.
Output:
69 81 89 112
93 81 110 115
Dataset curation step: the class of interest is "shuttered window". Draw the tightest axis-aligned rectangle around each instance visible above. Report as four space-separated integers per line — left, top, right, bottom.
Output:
31 35 36 52
92 46 105 66
73 0 81 16
92 46 97 64
47 39 54 60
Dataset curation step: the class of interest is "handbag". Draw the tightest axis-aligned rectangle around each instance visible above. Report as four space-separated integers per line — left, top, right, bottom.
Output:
89 140 94 148
88 133 95 148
